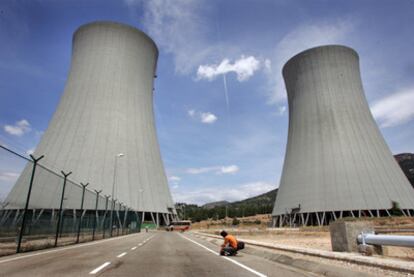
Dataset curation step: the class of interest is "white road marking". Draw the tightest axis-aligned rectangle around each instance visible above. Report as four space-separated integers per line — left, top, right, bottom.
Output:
140 234 155 246
131 247 137 250
117 252 127 258
0 233 142 264
89 262 111 274
179 234 267 277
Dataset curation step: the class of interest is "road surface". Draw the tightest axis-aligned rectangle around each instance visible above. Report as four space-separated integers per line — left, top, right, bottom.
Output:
0 231 317 276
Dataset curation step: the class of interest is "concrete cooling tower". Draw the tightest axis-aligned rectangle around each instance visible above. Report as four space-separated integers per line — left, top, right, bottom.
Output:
272 45 414 227
6 21 175 223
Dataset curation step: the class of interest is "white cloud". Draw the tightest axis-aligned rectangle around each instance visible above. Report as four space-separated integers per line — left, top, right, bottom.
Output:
187 109 195 117
4 119 31 136
277 105 287 116
26 148 35 156
0 171 19 182
186 167 216 174
173 181 275 205
169 176 181 182
371 88 414 128
197 55 261 82
126 0 220 74
188 109 218 124
186 165 239 175
220 165 239 174
200 112 217 124
266 19 354 104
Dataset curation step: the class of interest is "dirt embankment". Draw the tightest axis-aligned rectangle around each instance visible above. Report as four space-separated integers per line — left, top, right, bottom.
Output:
192 214 414 261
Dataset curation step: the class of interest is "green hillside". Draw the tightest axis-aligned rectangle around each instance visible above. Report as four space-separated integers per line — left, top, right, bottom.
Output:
176 188 278 222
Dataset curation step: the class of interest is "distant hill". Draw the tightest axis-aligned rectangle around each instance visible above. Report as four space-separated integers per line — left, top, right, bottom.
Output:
176 188 278 222
395 153 414 188
232 188 278 207
202 201 229 209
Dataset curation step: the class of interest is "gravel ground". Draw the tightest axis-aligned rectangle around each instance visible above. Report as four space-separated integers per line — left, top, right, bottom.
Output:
197 234 413 277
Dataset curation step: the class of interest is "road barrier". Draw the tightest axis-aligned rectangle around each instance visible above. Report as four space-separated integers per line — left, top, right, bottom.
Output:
358 232 414 248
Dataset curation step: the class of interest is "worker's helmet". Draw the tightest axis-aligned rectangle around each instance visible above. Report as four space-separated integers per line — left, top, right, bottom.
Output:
220 230 228 237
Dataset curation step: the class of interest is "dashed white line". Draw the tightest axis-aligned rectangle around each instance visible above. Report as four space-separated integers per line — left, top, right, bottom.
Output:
89 262 111 274
138 243 143 246
117 252 127 258
131 247 137 250
179 234 267 277
0 233 142 265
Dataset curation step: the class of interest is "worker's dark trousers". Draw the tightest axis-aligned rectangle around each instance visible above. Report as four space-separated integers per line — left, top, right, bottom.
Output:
220 247 237 256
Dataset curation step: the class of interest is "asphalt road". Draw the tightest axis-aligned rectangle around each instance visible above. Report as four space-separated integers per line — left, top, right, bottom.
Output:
0 231 316 277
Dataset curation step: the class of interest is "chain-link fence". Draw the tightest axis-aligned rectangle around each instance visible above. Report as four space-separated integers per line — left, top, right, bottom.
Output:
0 145 141 256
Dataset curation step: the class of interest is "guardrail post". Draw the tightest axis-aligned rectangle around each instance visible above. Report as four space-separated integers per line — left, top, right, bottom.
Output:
76 182 88 243
16 154 44 253
54 170 72 247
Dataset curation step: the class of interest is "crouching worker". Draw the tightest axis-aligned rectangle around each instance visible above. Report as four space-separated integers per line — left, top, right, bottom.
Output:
220 230 244 256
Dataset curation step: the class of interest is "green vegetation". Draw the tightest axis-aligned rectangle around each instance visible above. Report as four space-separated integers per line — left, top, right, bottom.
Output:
176 189 277 222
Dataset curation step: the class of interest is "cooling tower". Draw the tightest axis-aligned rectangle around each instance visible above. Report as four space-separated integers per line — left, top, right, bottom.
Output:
6 22 175 221
272 45 414 226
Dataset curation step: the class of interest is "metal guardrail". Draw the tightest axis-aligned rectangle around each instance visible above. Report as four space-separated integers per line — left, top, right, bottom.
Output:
358 232 414 248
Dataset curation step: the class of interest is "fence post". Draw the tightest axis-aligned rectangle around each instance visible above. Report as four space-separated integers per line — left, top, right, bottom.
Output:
110 199 117 237
103 195 110 239
92 189 102 240
76 182 88 243
122 206 128 235
16 154 44 253
117 202 122 236
54 171 72 247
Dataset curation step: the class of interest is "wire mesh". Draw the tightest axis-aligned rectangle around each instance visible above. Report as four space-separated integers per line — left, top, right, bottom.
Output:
0 145 141 255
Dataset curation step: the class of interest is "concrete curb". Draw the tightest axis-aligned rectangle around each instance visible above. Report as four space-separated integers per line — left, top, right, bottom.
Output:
193 231 414 275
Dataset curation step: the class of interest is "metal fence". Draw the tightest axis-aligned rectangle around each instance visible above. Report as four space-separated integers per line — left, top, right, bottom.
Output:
0 145 141 256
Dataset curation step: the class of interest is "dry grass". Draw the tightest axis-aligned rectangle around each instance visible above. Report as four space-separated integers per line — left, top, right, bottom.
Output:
192 214 414 261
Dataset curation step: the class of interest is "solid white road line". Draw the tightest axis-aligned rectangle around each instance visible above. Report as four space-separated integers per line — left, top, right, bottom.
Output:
117 252 127 258
89 262 111 274
0 233 142 264
179 234 267 277
131 247 137 250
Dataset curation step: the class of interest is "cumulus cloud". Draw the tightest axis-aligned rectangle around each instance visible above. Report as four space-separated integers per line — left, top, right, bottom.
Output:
188 109 218 124
371 88 414 128
266 19 354 104
173 181 275 204
200 112 217 124
197 56 261 82
4 119 31 136
186 165 239 175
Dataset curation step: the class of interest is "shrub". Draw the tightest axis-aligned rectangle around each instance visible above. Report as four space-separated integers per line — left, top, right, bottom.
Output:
232 217 240 226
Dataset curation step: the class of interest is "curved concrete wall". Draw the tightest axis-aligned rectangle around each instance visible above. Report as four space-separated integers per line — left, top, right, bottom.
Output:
273 45 414 216
6 21 175 213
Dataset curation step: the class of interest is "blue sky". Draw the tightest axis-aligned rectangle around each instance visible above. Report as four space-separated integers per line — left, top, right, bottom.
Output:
1 0 414 204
